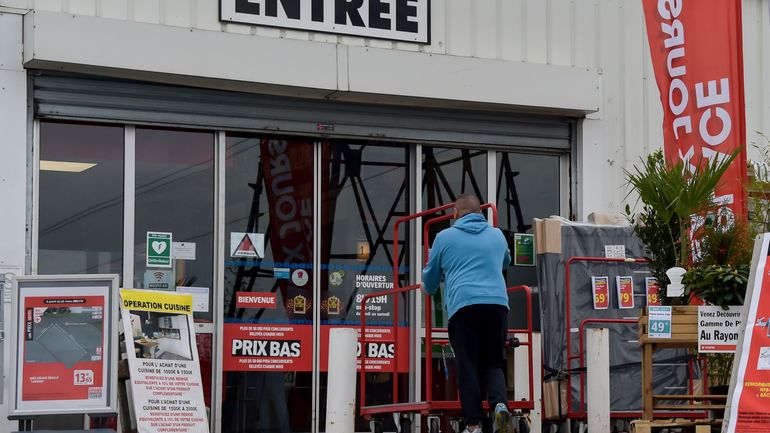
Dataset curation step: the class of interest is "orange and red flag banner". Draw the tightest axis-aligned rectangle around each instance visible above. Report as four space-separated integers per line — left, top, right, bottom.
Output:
642 0 747 220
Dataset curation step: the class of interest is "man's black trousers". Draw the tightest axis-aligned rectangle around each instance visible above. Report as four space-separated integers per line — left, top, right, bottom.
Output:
448 304 509 427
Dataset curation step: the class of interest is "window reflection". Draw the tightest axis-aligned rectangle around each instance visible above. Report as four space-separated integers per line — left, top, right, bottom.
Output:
497 151 560 331
38 121 124 277
420 146 488 403
222 135 314 433
319 141 410 432
133 127 215 323
422 147 487 210
422 146 488 329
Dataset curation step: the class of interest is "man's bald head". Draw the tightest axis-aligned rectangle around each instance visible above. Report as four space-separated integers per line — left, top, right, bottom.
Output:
454 194 482 219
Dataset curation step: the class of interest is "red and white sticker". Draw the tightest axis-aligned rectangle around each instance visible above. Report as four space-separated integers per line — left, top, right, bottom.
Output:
645 277 662 306
616 276 635 309
591 276 610 310
73 370 94 386
235 292 277 309
292 269 309 287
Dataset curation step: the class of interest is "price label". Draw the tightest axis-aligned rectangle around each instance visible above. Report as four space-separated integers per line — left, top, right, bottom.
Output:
591 276 610 310
616 276 635 309
648 306 672 339
645 277 662 306
74 369 94 386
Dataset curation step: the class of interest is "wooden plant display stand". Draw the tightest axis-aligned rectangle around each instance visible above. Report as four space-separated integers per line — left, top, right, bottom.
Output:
634 306 726 433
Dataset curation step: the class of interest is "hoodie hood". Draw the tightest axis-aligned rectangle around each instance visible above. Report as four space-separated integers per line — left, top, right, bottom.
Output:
452 213 489 234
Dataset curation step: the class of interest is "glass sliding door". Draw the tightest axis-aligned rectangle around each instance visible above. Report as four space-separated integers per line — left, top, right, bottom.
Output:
132 126 216 417
133 127 216 322
319 141 411 432
222 135 315 433
496 151 561 332
420 145 488 407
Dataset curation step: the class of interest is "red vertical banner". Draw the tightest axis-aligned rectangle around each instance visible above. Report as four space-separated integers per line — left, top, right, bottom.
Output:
642 0 747 220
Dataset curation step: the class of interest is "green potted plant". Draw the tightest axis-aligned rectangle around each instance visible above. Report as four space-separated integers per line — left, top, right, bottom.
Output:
682 216 753 399
625 150 737 299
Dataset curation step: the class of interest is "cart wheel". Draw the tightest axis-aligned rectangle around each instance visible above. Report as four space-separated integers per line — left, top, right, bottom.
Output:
369 419 384 433
428 416 441 433
399 416 412 433
517 417 529 433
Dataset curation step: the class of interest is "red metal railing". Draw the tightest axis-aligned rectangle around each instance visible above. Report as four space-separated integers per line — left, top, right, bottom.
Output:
564 256 649 419
563 256 704 420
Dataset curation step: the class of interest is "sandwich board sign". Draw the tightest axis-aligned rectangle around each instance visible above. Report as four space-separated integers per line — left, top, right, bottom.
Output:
8 274 119 417
723 233 770 432
120 289 209 433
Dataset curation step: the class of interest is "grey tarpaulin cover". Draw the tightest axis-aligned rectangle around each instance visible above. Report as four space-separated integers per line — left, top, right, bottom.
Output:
537 218 695 415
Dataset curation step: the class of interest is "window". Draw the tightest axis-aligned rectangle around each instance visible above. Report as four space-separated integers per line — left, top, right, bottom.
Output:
319 141 411 431
133 127 215 322
38 121 124 277
222 135 315 433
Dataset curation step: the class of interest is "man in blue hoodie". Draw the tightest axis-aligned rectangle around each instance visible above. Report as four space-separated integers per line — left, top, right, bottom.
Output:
422 194 512 433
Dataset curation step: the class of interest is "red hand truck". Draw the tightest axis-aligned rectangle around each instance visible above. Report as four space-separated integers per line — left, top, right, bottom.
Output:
359 203 536 433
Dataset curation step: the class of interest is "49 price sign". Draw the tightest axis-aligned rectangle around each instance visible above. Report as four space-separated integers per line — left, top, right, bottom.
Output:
616 276 635 309
591 276 610 310
648 306 672 339
645 277 662 306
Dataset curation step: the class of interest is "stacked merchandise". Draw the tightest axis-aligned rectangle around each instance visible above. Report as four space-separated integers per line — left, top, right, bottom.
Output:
535 216 696 420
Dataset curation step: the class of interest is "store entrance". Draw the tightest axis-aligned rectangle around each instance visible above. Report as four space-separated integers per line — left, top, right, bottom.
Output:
222 136 316 433
220 136 411 433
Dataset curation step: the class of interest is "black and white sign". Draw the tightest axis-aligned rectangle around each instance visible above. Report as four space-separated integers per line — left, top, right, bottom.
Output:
698 305 743 353
220 0 430 43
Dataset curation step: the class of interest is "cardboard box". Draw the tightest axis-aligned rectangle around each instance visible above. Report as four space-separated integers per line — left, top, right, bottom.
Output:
587 212 629 226
534 218 545 255
543 218 562 254
543 378 568 420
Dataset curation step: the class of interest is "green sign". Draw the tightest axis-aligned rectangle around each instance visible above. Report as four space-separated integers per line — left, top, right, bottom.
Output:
146 231 172 268
514 233 535 266
648 306 672 339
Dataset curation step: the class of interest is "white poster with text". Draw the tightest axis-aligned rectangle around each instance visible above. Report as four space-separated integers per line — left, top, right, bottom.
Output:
120 289 208 433
698 305 743 353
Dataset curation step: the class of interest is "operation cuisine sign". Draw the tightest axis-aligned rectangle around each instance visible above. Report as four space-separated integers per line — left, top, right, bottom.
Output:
220 0 430 43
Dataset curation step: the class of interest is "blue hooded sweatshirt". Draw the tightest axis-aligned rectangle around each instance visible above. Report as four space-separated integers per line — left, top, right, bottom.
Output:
422 213 511 319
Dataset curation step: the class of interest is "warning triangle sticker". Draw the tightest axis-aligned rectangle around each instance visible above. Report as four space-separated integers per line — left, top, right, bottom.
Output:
230 232 265 258
234 235 257 257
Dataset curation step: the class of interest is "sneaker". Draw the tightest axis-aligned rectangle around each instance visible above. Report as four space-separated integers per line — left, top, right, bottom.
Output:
463 426 482 433
493 403 513 433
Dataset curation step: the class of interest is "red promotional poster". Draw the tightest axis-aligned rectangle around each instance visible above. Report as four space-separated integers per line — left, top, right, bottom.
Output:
320 325 409 373
616 276 635 309
642 0 747 221
725 238 770 433
646 277 662 306
235 292 277 309
591 276 610 310
223 323 313 371
20 295 106 404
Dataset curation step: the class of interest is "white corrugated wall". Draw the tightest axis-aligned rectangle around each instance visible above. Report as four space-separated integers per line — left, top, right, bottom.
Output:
2 0 769 213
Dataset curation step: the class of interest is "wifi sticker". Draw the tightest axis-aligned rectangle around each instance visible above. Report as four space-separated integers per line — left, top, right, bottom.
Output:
143 269 175 291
